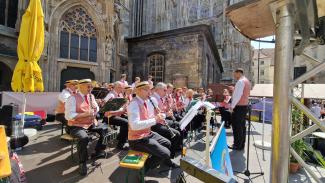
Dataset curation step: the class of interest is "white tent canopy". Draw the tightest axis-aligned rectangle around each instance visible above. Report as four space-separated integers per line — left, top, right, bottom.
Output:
250 84 325 99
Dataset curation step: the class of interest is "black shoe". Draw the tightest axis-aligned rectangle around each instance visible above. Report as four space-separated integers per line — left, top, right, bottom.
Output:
164 160 180 169
93 150 106 159
228 145 239 150
117 143 129 150
79 163 87 176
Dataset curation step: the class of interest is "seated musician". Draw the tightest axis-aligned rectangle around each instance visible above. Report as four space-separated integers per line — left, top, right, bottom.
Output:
219 88 232 128
151 82 182 158
65 79 108 176
103 81 129 150
128 81 179 171
55 79 78 134
184 89 194 109
174 88 186 121
185 92 206 132
124 85 133 103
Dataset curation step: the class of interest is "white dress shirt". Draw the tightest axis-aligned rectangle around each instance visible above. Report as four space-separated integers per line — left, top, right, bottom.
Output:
127 96 164 130
120 80 129 87
231 76 246 109
131 82 136 89
58 88 73 103
184 98 192 109
103 90 122 102
65 93 99 120
311 105 321 118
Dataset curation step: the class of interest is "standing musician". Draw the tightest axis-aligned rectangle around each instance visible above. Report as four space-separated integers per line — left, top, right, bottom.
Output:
55 80 78 135
229 68 251 150
120 74 129 87
124 85 133 103
151 83 182 158
127 81 179 171
103 81 129 150
173 88 185 121
219 88 232 128
65 79 108 176
148 75 154 89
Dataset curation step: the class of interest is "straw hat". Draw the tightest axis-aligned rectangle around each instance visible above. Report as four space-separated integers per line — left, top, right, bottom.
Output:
78 79 92 84
136 81 150 89
65 80 78 85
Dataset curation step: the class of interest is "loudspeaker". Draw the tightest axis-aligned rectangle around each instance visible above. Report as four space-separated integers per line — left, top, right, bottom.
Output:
0 104 19 136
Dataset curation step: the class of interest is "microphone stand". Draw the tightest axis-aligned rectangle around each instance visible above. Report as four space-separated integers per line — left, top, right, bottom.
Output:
233 104 264 180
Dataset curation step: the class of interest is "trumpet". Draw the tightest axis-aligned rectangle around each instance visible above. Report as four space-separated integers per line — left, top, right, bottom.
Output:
148 97 176 138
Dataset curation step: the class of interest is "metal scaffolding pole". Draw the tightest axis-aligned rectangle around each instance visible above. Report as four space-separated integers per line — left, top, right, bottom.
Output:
270 3 294 183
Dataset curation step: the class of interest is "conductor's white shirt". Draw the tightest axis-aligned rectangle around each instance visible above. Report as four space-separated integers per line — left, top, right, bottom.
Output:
231 76 245 109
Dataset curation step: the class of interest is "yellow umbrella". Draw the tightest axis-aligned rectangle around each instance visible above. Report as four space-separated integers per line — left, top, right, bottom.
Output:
11 0 44 92
9 0 45 152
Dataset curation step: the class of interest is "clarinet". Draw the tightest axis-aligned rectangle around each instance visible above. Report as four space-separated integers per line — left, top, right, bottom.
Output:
88 94 98 124
148 97 176 138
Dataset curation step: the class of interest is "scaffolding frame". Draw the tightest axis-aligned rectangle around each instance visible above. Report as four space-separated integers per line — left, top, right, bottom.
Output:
226 0 324 182
270 1 324 182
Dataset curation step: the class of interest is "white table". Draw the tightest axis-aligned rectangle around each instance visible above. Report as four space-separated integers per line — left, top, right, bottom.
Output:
23 128 37 138
312 132 325 139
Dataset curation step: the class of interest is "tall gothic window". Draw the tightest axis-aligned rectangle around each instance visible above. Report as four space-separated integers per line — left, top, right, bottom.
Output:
59 7 97 62
0 0 18 28
188 0 198 22
148 54 164 83
200 0 210 19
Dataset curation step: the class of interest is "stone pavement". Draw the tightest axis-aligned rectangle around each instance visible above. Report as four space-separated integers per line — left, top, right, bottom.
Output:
16 118 325 183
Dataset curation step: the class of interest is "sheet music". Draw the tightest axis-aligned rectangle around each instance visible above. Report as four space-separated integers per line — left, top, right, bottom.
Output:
180 101 203 131
179 101 217 131
203 101 216 109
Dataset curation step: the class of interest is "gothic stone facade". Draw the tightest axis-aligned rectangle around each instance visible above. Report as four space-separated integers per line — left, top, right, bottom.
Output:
126 25 223 88
0 0 120 92
128 0 253 83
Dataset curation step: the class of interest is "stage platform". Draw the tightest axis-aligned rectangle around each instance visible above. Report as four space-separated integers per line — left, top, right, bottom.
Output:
15 117 325 183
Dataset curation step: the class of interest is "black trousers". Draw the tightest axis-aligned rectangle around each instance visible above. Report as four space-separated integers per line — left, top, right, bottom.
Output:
231 106 248 148
151 123 181 158
219 107 231 127
103 116 128 146
129 132 171 169
186 113 205 131
55 113 69 134
68 124 108 163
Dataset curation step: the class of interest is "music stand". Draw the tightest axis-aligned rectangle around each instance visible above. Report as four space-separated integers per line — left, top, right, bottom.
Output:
233 104 264 180
91 87 109 99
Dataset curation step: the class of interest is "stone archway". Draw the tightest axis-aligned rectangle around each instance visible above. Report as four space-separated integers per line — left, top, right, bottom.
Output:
0 62 13 91
47 0 107 91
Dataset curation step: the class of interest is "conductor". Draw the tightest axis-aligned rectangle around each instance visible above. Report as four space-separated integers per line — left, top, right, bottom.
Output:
229 68 251 150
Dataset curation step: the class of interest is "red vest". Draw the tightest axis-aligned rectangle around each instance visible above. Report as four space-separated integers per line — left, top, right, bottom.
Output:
128 98 152 140
68 93 97 129
152 93 167 112
220 95 231 109
238 77 251 106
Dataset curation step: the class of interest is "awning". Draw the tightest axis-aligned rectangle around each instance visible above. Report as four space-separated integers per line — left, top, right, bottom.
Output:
251 84 325 99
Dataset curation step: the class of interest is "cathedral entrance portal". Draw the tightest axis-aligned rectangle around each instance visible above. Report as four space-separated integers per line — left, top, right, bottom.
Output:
60 67 95 91
0 62 13 91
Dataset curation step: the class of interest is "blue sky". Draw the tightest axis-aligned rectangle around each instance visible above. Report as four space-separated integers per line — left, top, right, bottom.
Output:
250 36 275 49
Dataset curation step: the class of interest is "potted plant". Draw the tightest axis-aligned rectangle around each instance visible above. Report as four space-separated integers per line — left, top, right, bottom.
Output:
290 105 305 173
290 139 308 173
